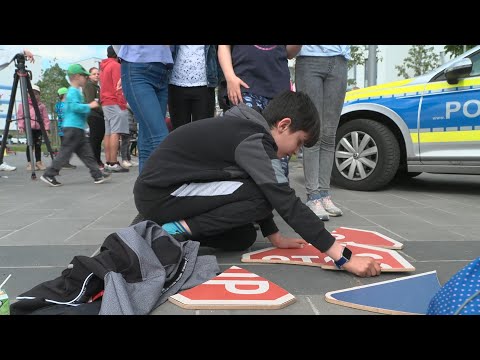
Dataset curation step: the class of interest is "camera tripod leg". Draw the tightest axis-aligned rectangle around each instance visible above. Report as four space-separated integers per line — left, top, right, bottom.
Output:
1 54 49 179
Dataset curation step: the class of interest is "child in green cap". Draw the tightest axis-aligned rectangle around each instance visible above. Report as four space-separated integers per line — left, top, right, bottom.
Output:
41 64 110 186
55 87 76 169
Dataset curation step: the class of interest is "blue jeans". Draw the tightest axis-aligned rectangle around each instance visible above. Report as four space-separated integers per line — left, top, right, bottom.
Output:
121 61 169 173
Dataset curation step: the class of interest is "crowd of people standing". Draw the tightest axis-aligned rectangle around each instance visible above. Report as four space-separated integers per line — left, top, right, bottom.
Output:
1 45 351 221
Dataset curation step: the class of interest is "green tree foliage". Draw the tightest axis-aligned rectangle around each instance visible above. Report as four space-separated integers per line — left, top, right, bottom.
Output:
348 45 366 86
35 63 69 120
444 45 476 58
395 45 440 79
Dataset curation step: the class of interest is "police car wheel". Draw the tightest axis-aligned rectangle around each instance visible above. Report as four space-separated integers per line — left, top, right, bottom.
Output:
332 118 400 191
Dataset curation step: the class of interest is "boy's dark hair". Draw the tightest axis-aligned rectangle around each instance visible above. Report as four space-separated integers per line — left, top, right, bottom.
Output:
262 91 320 147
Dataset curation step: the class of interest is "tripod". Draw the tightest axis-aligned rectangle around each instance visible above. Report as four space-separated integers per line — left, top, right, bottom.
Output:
0 54 55 180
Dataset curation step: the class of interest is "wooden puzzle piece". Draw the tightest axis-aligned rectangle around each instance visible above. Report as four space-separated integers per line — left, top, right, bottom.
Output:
169 266 296 310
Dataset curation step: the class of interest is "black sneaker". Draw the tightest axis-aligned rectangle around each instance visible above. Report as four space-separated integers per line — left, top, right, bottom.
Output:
40 175 62 187
94 172 111 184
62 163 77 169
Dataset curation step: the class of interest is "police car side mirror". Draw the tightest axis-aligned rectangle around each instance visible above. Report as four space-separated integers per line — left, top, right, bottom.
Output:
444 58 473 85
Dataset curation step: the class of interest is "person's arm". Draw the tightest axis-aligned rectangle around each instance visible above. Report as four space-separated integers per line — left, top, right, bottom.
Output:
40 103 50 131
67 90 94 115
235 133 380 277
112 63 127 110
17 103 25 131
218 45 249 106
267 232 308 249
69 102 92 114
286 45 302 59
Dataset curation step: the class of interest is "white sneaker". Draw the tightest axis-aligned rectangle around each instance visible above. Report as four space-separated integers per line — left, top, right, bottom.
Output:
0 162 16 171
128 160 138 167
319 196 343 217
106 163 129 173
306 199 329 221
121 160 132 168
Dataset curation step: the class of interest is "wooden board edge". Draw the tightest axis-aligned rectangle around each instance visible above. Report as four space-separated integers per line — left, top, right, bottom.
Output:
324 293 421 315
168 295 297 310
339 242 403 250
336 227 405 249
320 264 416 272
241 258 324 268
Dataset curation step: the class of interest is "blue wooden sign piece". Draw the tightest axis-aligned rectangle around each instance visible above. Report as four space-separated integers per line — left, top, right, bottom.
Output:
325 271 441 315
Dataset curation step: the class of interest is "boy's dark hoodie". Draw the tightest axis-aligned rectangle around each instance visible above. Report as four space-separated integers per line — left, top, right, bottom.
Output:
134 104 336 253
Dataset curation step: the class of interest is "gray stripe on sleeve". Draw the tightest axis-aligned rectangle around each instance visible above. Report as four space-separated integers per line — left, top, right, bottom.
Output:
271 159 288 184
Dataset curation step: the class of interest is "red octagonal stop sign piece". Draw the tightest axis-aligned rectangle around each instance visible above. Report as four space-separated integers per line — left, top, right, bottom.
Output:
242 245 327 267
169 266 296 310
332 227 403 249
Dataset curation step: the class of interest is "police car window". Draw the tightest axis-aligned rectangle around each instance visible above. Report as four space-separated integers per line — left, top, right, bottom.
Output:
469 52 480 76
432 51 480 82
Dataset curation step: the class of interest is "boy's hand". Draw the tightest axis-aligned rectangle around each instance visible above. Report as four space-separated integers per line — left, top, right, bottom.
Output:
267 232 308 249
89 100 100 109
342 255 381 277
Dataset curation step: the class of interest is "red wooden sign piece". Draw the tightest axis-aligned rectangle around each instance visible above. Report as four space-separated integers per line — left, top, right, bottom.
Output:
242 244 327 267
242 243 414 272
331 227 403 249
169 266 296 310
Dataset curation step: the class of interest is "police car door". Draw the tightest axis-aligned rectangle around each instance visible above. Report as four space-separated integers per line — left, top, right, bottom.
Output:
418 51 480 169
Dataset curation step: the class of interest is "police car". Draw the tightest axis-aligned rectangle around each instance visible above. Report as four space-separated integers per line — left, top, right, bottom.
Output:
335 46 480 191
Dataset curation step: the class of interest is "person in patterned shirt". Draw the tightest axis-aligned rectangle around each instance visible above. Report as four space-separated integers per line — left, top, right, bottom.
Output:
168 45 219 130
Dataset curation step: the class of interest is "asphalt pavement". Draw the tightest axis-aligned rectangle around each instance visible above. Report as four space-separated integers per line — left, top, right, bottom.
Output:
0 152 478 315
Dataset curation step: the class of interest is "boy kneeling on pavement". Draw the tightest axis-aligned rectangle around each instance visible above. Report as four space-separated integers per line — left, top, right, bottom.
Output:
134 91 381 277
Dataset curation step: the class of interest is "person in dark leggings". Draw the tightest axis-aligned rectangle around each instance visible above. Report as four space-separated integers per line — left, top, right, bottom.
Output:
17 84 50 171
168 45 218 129
84 67 105 170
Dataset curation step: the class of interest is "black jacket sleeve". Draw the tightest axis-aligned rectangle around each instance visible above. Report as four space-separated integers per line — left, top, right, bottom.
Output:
235 133 335 252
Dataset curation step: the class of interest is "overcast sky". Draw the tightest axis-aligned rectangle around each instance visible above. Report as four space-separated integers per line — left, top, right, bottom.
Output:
1 45 108 69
